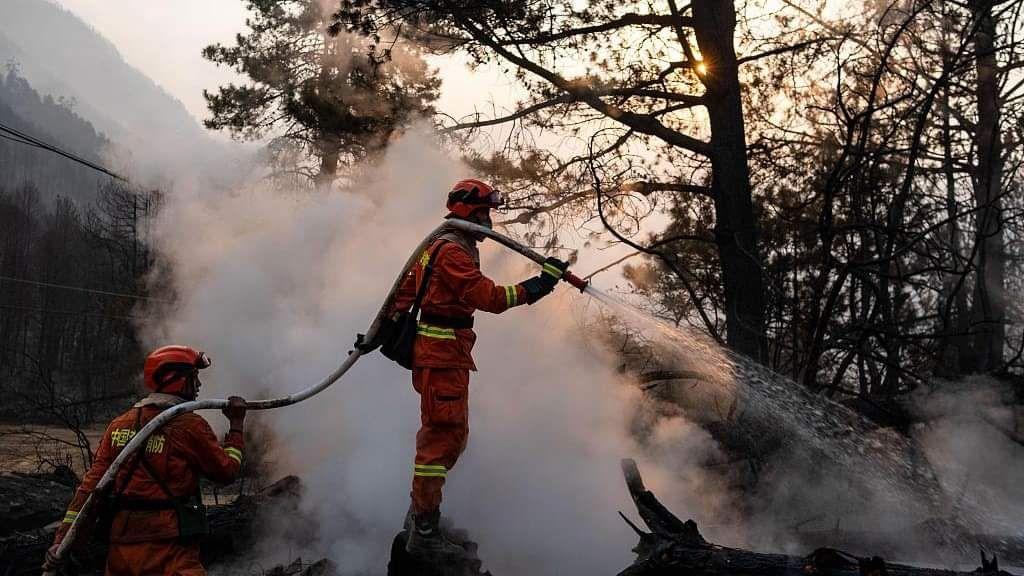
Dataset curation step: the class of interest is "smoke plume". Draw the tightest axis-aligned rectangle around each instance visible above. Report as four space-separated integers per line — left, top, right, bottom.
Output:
144 128 725 574
141 124 1024 573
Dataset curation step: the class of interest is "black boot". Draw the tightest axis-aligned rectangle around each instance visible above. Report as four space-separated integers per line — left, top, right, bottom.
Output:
405 509 464 558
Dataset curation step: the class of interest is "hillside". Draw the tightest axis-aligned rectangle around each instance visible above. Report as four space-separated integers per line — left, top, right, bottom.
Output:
0 69 109 203
0 0 243 187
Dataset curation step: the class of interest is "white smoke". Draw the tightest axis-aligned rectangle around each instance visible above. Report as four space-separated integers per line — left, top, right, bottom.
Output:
142 123 1024 574
912 376 1024 536
145 128 722 574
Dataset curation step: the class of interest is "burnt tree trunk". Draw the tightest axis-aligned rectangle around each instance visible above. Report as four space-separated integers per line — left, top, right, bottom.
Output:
314 25 342 191
315 138 341 189
936 51 971 377
966 0 1006 373
692 0 767 363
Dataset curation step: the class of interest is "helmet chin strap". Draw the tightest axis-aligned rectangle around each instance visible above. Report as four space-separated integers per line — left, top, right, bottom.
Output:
185 373 202 400
466 209 492 241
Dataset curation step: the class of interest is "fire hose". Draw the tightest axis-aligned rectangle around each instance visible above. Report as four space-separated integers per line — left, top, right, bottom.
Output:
45 218 587 573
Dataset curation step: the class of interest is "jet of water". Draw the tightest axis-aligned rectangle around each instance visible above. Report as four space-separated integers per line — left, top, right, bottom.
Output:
579 283 985 561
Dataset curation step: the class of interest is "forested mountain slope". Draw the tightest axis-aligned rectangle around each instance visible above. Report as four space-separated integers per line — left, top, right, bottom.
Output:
0 70 109 203
0 0 241 186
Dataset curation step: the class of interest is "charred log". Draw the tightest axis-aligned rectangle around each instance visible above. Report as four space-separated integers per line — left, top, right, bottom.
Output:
265 557 341 576
0 467 79 536
617 459 1019 576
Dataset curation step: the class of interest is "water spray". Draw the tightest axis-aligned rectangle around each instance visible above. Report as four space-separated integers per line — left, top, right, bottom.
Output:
45 218 588 572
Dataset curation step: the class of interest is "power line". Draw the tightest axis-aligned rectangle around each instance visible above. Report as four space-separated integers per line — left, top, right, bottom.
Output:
0 131 38 147
0 121 124 180
0 275 172 303
0 122 127 181
0 121 128 182
0 303 141 322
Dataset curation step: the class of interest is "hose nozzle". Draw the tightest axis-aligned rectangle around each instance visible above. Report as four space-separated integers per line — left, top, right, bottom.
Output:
562 270 589 292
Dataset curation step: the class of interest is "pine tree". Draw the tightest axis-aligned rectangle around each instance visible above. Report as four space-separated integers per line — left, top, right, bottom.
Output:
203 0 441 188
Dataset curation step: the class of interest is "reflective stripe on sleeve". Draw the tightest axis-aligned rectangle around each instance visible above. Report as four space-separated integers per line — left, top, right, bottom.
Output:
224 446 243 464
62 510 79 524
542 263 563 278
416 323 456 340
414 463 447 478
503 285 518 307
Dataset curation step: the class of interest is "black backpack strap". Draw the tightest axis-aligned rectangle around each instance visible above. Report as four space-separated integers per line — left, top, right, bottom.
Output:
107 408 152 541
111 408 146 500
410 240 449 322
138 452 178 500
114 408 179 502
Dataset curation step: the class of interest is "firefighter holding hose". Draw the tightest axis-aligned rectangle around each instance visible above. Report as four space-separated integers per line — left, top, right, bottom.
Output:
363 179 571 557
43 346 247 575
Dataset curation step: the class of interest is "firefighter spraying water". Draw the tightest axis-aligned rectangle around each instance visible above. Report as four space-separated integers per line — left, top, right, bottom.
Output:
356 179 583 558
43 179 589 575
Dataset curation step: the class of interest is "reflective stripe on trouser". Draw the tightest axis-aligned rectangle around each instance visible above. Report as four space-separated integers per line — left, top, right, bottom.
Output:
411 367 469 515
414 463 447 478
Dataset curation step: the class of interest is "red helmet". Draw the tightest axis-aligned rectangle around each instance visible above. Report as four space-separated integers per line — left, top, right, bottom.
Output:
446 179 504 219
143 345 211 395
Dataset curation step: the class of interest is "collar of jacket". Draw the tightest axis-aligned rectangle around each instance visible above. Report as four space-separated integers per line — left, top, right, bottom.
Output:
133 392 187 409
439 230 480 264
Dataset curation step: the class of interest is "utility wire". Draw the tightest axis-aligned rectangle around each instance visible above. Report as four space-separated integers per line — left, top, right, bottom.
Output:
0 275 172 303
0 303 140 322
0 121 128 182
0 131 38 147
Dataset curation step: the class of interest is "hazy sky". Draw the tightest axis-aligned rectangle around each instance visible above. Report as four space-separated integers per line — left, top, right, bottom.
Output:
51 0 511 126
52 0 249 121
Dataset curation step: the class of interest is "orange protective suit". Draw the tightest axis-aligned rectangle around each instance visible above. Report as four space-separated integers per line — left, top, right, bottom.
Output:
391 232 527 514
54 396 244 576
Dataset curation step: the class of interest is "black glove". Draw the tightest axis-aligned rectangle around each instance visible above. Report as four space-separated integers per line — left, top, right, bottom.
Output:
353 315 399 353
353 333 377 353
222 396 247 424
520 257 569 304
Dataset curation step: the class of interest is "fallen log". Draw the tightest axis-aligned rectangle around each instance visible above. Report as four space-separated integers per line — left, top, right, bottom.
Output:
0 475 302 575
791 525 1024 568
265 557 340 576
0 467 79 536
616 459 1018 576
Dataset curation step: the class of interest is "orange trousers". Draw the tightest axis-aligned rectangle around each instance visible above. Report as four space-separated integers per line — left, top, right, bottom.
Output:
106 540 204 575
411 367 470 514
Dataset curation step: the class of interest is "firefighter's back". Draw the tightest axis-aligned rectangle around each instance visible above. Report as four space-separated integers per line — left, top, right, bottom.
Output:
104 407 209 544
44 345 247 576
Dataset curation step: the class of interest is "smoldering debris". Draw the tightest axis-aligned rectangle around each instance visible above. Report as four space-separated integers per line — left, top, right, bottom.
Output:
1 474 304 576
615 459 1019 576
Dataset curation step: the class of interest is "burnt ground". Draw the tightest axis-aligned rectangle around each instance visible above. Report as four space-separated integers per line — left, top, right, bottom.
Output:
3 460 1021 576
0 423 106 476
